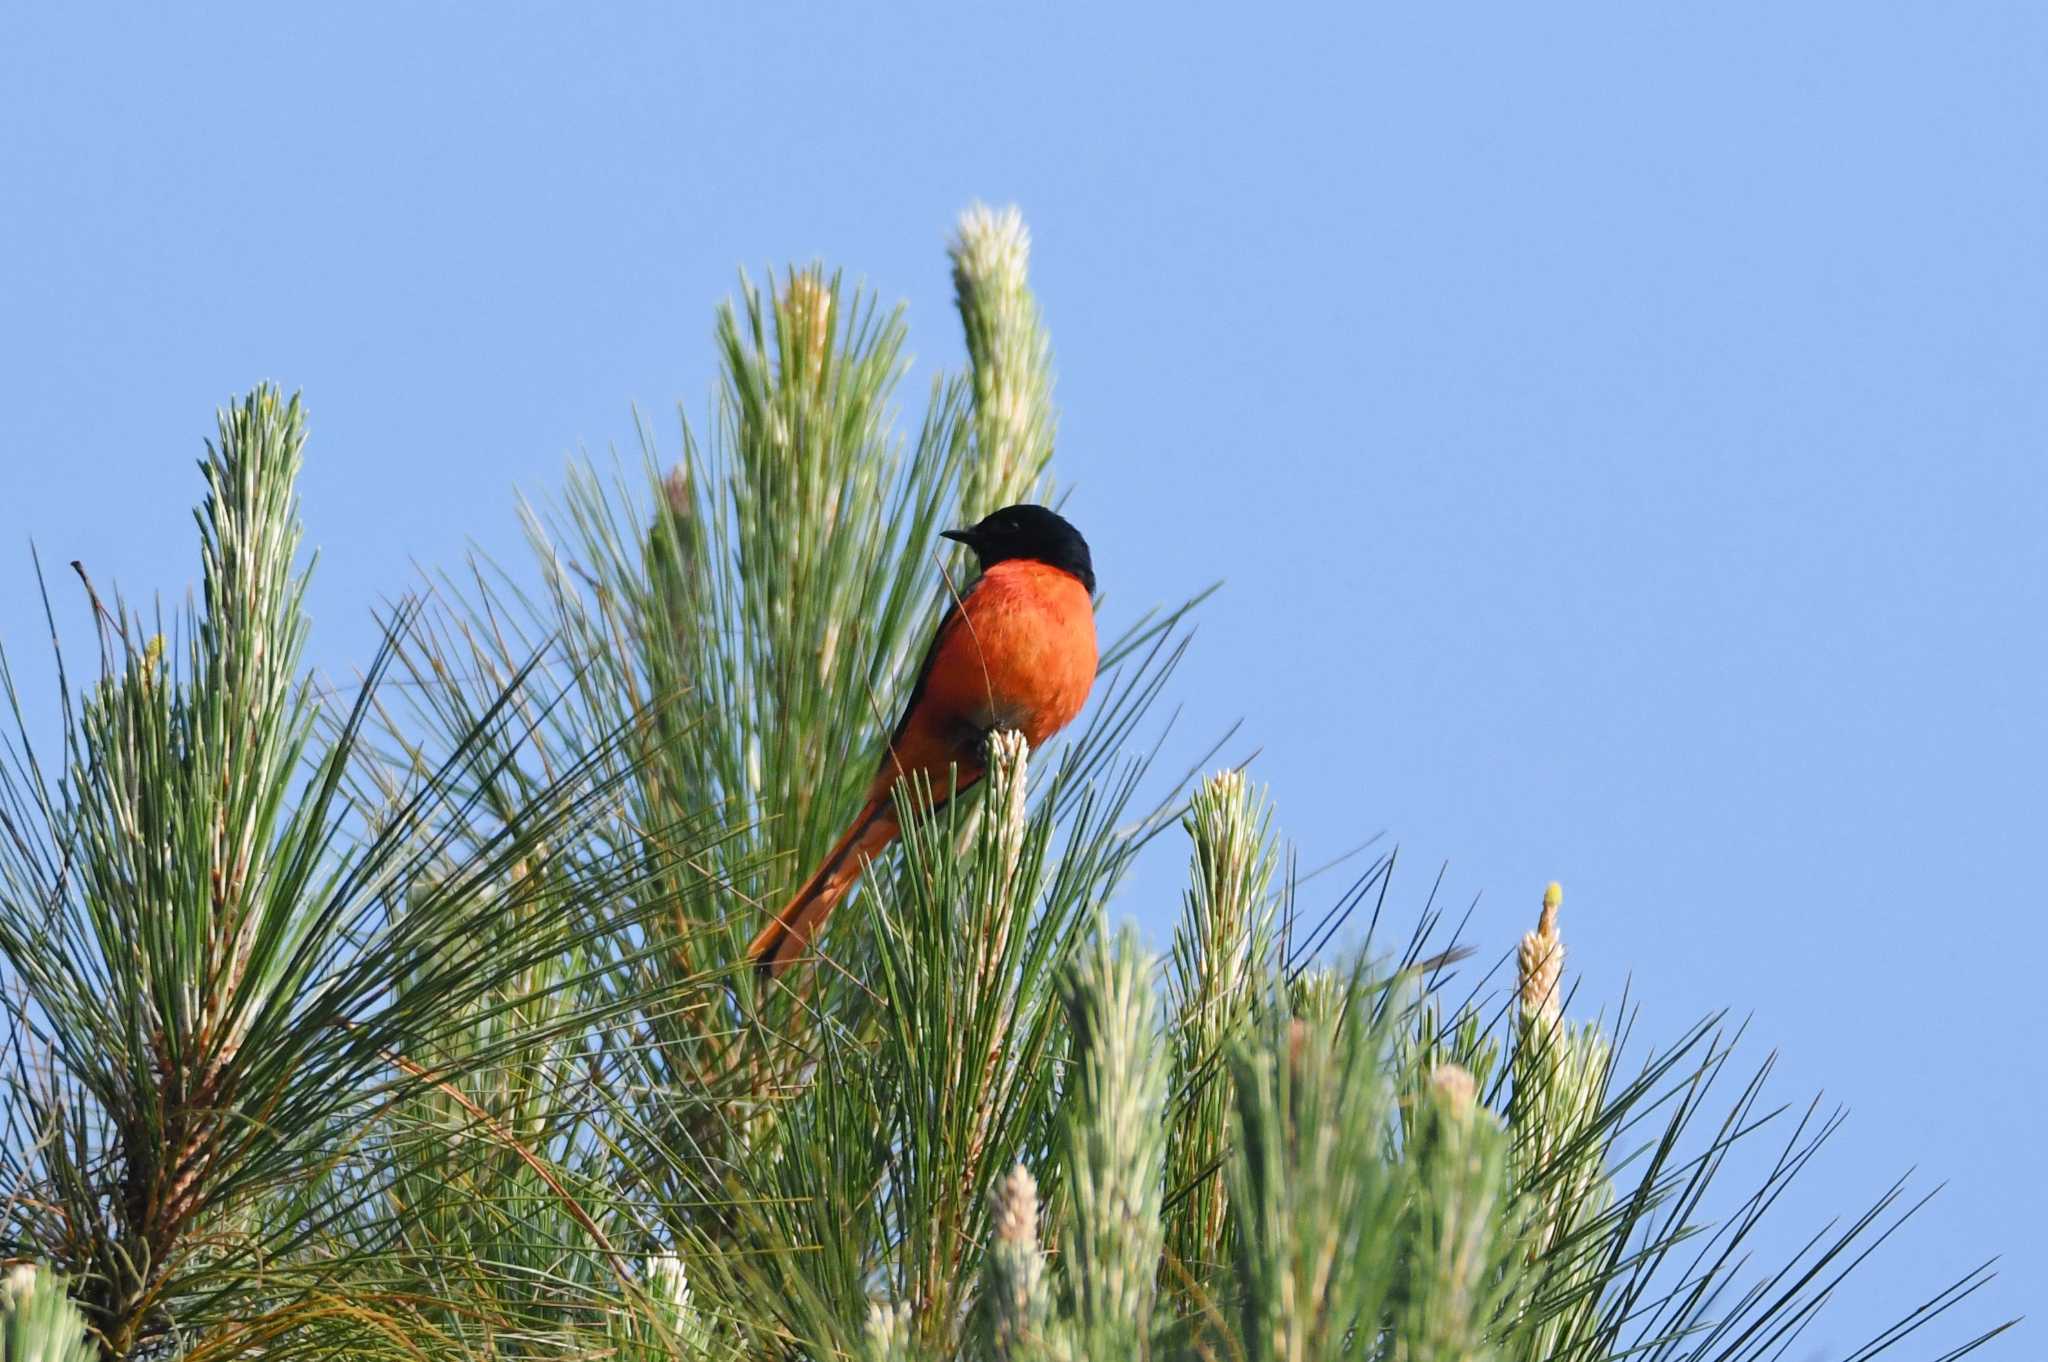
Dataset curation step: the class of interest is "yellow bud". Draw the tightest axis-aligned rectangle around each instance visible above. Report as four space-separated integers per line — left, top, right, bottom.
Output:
1429 1062 1478 1118
662 463 693 522
992 1163 1040 1247
779 269 833 385
1520 881 1565 1025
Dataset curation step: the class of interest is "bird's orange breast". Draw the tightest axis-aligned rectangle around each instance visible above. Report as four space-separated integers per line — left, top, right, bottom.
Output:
931 559 1097 741
875 560 1097 799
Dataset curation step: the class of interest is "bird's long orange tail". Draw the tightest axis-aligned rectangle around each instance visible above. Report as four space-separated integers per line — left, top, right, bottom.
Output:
746 797 902 978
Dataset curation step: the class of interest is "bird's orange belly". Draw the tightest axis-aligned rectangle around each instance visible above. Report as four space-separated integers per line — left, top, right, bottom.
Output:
889 561 1097 785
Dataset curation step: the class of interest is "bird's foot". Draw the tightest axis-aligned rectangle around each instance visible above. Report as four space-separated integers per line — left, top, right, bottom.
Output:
975 724 1027 766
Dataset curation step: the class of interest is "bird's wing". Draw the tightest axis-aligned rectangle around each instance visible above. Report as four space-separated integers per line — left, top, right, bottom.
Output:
887 593 966 749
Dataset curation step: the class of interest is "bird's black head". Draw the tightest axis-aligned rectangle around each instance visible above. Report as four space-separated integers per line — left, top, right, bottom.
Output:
941 504 1095 593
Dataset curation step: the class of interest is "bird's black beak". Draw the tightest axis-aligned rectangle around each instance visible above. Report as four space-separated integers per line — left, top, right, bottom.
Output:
939 528 975 547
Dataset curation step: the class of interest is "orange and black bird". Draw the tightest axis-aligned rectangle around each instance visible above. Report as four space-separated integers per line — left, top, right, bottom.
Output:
746 504 1098 978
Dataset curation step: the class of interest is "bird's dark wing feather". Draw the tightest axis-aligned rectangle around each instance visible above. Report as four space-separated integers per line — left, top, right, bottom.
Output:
888 595 964 749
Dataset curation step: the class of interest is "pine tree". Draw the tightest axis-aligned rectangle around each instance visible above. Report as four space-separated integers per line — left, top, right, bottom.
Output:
0 211 2012 1361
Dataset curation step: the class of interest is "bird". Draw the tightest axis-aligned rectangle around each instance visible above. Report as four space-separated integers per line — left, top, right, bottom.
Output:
746 504 1099 978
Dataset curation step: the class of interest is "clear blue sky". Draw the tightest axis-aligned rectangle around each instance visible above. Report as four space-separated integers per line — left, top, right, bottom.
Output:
4 4 2041 1348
